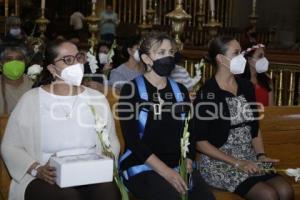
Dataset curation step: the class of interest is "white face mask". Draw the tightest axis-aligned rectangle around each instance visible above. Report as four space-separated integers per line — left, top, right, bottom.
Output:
133 50 140 62
56 63 84 86
98 53 108 64
9 28 21 36
224 54 247 74
255 57 269 73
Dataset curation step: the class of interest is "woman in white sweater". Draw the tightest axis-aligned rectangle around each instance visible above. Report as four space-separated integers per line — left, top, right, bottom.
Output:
1 40 121 200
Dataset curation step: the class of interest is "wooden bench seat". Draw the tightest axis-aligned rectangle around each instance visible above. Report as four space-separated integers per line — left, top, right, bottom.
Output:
1 103 300 199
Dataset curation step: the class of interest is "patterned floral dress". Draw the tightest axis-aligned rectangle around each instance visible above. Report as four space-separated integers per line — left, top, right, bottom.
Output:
198 95 266 192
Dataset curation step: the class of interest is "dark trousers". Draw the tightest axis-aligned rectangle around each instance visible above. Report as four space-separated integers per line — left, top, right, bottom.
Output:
124 171 216 200
25 179 121 200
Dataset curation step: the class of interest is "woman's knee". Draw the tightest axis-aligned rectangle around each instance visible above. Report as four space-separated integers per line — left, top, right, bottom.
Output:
273 182 294 200
246 183 279 200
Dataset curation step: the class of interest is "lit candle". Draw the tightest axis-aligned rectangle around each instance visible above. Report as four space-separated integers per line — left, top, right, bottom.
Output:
252 0 257 13
200 0 203 5
252 0 256 9
92 0 97 3
41 0 45 9
209 0 215 11
143 0 146 16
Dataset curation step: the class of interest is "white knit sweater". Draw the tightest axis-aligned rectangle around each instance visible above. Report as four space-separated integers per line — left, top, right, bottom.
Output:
1 87 120 200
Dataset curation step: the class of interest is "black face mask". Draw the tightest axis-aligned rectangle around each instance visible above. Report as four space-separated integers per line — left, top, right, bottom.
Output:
152 56 176 77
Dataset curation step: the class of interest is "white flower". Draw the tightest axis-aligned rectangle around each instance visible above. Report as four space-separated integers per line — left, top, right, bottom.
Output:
87 47 99 74
101 129 111 148
27 64 43 80
285 168 300 182
95 120 106 133
34 45 40 53
107 40 117 64
107 49 115 64
181 137 190 158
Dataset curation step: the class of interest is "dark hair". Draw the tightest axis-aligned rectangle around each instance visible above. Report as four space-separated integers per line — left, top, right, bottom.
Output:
207 36 235 68
0 46 27 61
122 35 140 60
240 42 271 92
139 32 176 71
34 39 71 87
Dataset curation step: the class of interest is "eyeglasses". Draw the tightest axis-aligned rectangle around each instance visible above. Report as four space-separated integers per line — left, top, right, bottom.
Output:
54 52 86 66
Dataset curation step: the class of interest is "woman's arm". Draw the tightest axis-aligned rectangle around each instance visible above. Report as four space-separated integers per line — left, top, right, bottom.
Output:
145 154 187 194
251 130 265 154
251 130 279 163
197 141 238 166
197 140 260 173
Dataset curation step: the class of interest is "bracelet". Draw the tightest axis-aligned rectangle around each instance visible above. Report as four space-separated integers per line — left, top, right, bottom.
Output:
256 153 266 160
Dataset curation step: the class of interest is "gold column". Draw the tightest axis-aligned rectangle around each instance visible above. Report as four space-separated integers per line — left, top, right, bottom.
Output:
5 0 9 17
249 0 259 26
190 62 195 77
270 70 274 80
123 0 127 23
15 0 20 16
196 0 205 30
277 70 284 106
202 63 206 84
184 60 188 70
134 0 137 24
288 71 296 106
147 0 156 26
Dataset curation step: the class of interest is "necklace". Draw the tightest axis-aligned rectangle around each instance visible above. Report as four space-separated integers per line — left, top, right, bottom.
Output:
56 96 79 119
154 89 164 115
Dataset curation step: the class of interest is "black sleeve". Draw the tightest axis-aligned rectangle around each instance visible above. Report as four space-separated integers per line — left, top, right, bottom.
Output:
118 83 153 163
190 89 215 142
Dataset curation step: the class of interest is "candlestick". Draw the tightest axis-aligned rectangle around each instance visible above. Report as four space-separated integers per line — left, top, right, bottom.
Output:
209 0 215 12
41 0 45 9
92 0 97 3
143 0 146 16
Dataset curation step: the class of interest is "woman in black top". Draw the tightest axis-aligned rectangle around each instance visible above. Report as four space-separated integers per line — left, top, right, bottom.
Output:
191 36 294 200
118 32 215 200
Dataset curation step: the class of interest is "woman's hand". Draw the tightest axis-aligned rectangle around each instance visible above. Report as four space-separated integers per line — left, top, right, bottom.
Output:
103 63 112 71
236 160 260 174
36 161 56 185
162 167 188 195
258 156 280 163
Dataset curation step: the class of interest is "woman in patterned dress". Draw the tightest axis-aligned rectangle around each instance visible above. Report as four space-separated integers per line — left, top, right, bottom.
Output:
190 36 294 200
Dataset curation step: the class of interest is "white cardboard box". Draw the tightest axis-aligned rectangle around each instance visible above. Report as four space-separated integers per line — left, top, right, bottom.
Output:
49 154 113 188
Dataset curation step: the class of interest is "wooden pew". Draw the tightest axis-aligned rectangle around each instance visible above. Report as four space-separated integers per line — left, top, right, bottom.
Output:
0 115 10 200
213 106 300 200
1 103 300 200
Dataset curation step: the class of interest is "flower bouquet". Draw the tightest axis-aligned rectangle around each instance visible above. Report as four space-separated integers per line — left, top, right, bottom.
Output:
89 106 129 200
179 113 191 200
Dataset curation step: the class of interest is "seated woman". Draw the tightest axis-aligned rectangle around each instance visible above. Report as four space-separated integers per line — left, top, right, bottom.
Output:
191 36 294 200
0 46 33 116
109 35 144 91
1 40 121 200
240 43 273 106
118 32 215 200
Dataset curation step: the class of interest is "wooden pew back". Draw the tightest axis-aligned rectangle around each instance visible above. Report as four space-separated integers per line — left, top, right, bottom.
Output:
0 115 10 200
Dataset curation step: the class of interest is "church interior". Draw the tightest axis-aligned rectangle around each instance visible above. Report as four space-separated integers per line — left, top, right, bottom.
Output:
0 0 300 200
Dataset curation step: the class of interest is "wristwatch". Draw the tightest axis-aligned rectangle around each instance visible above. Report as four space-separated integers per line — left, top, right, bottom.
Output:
30 164 41 177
